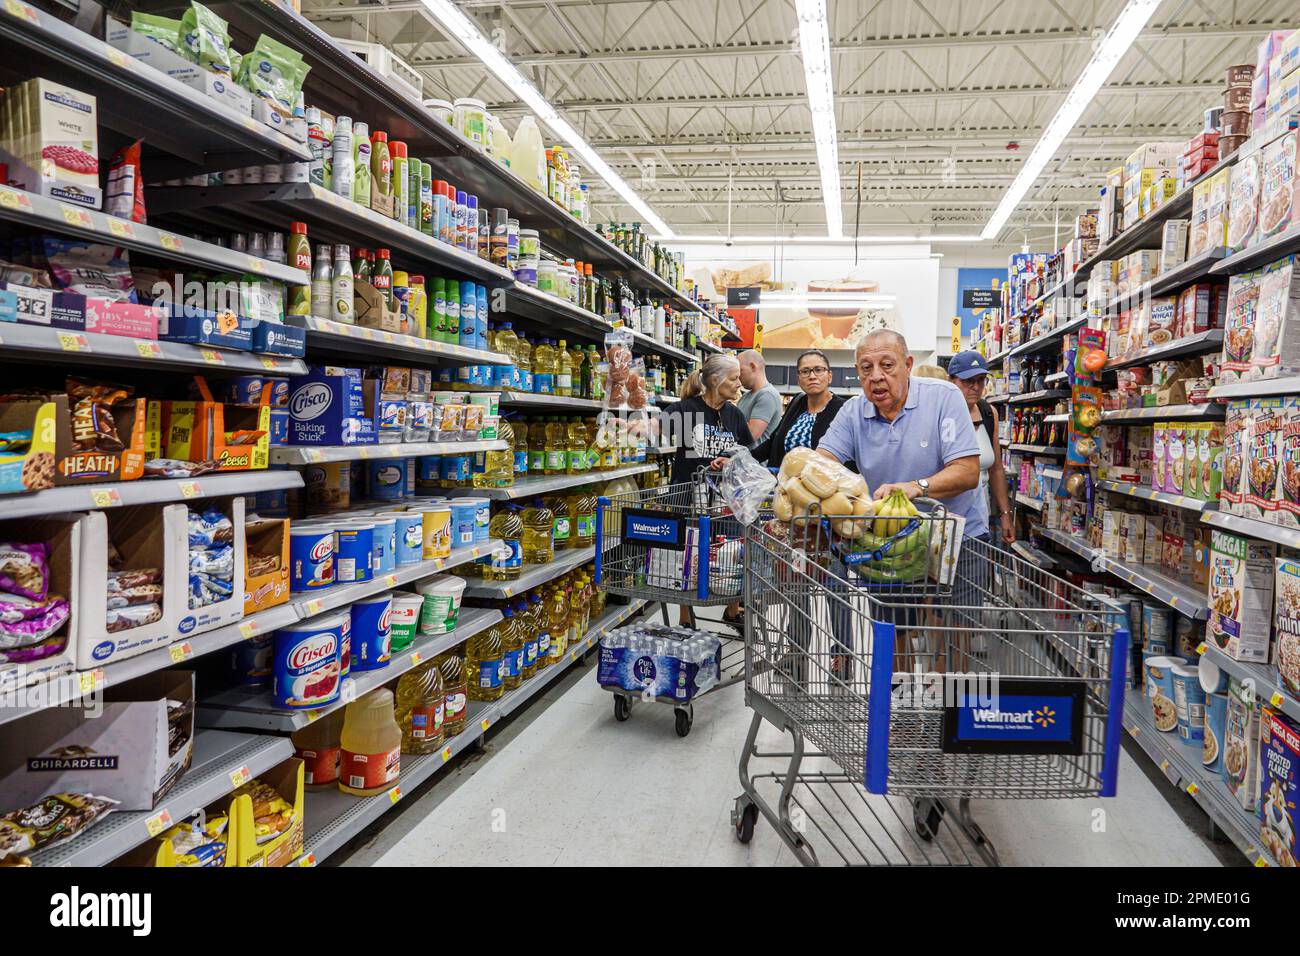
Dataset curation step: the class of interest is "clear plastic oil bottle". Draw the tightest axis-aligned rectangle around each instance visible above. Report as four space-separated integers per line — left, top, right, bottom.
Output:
437 653 468 737
530 591 552 671
474 417 515 488
395 660 445 755
565 416 587 476
513 418 530 477
514 597 538 679
486 505 524 580
498 607 524 691
569 487 596 549
528 418 547 474
548 493 571 552
545 585 569 662
465 625 505 702
555 338 573 397
543 416 567 475
521 497 554 564
533 337 556 395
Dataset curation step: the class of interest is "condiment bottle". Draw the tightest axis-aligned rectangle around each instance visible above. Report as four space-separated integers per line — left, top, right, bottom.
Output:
332 244 354 324
332 116 354 201
287 222 312 316
311 243 333 319
352 121 372 207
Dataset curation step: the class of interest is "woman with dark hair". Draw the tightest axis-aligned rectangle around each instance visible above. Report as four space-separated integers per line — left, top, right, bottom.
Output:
750 349 847 472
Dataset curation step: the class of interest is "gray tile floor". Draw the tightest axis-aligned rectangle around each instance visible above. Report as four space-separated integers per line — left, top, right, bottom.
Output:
340 615 1226 867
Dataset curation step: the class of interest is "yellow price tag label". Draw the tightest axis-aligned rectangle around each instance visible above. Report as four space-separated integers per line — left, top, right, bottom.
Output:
1196 643 1207 655
503 587 513 598
90 488 122 508
336 323 353 337
2 0 38 22
410 652 422 666
384 574 397 587
248 257 266 274
1256 856 1270 868
135 341 163 359
144 809 173 838
480 718 490 732
106 48 130 70
168 642 192 663
1129 724 1140 737
229 765 251 788
433 559 444 570
107 218 135 239
441 745 452 762
58 332 88 352
0 187 31 212
1186 783 1199 796
298 853 316 867
304 599 324 616
306 450 324 463
260 356 279 370
361 328 375 341
388 787 402 804
239 621 257 639
381 332 395 343
61 206 92 228
358 447 372 459
200 348 225 365
159 233 183 252
471 547 481 559
78 669 103 694
178 481 202 499
1271 692 1285 708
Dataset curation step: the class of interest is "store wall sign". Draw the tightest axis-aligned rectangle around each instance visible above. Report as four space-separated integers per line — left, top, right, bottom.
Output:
940 678 1086 755
727 287 761 308
621 507 686 550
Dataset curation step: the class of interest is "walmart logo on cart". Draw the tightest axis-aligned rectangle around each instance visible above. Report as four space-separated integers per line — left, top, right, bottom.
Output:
970 705 1055 728
962 697 1070 740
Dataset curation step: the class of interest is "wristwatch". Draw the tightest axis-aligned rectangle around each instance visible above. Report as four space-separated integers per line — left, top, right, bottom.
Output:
914 478 930 496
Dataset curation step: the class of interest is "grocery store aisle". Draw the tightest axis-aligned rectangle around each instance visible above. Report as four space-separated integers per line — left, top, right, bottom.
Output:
340 616 1225 868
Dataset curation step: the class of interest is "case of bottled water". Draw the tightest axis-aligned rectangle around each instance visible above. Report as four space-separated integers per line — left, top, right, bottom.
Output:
597 624 722 701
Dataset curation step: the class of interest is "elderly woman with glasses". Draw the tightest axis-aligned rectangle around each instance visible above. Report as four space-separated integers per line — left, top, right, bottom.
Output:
749 349 848 472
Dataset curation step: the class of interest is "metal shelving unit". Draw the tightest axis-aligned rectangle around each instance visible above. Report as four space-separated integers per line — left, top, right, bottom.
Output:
30 730 294 867
1007 315 1088 358
1123 686 1278 867
1105 329 1224 370
1199 643 1300 727
443 463 659 500
499 391 605 412
0 1 309 172
285 316 509 368
148 183 514 285
1007 443 1066 455
1212 221 1300 276
502 283 612 341
0 184 307 286
1099 555 1210 619
1007 389 1070 405
1044 371 1069 384
1209 376 1300 400
0 322 309 375
1078 187 1195 276
271 439 507 465
1015 493 1044 512
1039 527 1103 569
3 469 303 520
1097 479 1217 513
292 597 654 866
1201 510 1300 550
1100 403 1224 422
197 607 502 732
463 546 595 599
1102 248 1230 313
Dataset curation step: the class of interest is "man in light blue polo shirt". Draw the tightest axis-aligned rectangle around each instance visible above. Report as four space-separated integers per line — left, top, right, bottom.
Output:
816 329 988 539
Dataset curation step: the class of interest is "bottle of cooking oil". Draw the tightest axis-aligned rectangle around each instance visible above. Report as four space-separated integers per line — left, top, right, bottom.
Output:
395 660 445 754
437 653 468 737
515 332 534 393
473 417 515 488
495 321 520 390
588 345 604 402
594 418 618 471
543 417 567 475
570 487 596 549
498 607 524 691
528 418 547 473
547 493 571 551
486 505 523 580
338 688 402 796
582 418 602 470
513 418 530 477
545 585 569 662
465 623 505 702
530 592 552 671
587 562 606 616
533 337 556 395
521 497 554 564
514 597 538 679
569 342 587 398
555 338 573 397
565 416 587 476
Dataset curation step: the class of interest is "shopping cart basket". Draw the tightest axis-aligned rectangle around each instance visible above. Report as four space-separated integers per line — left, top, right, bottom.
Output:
733 519 1129 866
593 470 750 735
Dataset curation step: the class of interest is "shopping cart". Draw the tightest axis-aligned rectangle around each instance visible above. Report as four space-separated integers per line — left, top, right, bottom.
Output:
593 471 750 736
733 515 1129 866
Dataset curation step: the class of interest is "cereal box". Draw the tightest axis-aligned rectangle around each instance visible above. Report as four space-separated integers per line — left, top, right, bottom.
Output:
1146 295 1179 348
1189 177 1214 258
1123 512 1145 565
1253 255 1300 380
1280 397 1300 530
1257 129 1297 244
1203 421 1225 503
1224 676 1262 811
1177 282 1228 337
1228 150 1262 250
1275 559 1300 699
1207 528 1278 663
1103 509 1124 559
1221 271 1260 382
1160 219 1189 273
1143 515 1165 565
1260 708 1299 867
1185 422 1205 498
1166 424 1187 496
1221 401 1249 513
1198 168 1233 256
1161 517 1193 578
1152 424 1167 491
1193 526 1211 588
1246 397 1284 520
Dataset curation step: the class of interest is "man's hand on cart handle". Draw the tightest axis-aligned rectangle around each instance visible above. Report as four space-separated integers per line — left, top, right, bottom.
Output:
710 457 728 470
874 480 923 500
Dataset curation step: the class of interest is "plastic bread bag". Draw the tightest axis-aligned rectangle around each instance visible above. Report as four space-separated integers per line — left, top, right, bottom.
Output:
601 329 635 409
0 793 118 861
720 447 776 527
131 12 182 53
180 1 232 74
188 506 233 547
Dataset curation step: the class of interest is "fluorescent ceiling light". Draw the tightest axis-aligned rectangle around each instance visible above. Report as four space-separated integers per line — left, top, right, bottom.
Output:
981 0 1161 240
417 0 673 237
656 234 983 244
795 0 841 239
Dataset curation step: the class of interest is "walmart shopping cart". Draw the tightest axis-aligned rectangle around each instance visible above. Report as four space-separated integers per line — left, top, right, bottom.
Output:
734 513 1129 866
593 473 750 736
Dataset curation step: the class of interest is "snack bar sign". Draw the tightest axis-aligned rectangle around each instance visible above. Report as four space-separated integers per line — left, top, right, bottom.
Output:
941 678 1086 755
621 507 686 551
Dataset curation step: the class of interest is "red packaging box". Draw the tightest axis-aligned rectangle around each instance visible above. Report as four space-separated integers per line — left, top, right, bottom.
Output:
84 300 162 339
1185 131 1220 152
1178 282 1229 336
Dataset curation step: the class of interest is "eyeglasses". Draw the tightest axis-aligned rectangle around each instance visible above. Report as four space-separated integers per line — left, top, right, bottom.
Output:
797 366 830 377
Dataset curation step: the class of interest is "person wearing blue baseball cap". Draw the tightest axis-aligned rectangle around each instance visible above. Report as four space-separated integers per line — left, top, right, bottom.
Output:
948 350 1014 545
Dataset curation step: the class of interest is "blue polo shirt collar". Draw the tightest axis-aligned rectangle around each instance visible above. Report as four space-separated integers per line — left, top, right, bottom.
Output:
859 380 918 419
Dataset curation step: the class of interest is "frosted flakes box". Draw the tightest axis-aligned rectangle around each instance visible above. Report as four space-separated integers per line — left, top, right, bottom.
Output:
1260 708 1300 867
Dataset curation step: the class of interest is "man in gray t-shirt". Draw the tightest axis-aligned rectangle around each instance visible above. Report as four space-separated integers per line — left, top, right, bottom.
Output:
736 349 782 445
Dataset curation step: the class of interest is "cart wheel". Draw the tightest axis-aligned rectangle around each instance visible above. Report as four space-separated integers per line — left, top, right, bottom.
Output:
913 799 944 841
735 802 758 844
674 706 692 737
613 695 631 722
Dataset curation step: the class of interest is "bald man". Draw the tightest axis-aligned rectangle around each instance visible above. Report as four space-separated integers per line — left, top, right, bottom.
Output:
736 349 782 445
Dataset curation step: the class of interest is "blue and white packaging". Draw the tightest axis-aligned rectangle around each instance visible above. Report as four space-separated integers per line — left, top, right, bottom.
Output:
367 457 408 501
334 520 374 582
370 515 396 573
289 521 334 591
380 510 424 565
349 592 392 671
269 408 290 446
253 486 289 517
251 320 307 356
288 368 377 445
273 612 345 709
597 624 721 701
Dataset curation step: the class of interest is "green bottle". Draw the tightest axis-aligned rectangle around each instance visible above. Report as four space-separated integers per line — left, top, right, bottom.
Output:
420 162 434 236
431 276 447 341
352 121 372 207
408 158 421 230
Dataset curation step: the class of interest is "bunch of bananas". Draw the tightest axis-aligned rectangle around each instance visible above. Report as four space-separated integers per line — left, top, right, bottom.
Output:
871 488 920 537
847 488 930 584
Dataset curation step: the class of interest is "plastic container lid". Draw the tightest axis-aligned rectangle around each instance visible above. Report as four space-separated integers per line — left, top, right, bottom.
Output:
454 96 487 109
284 609 349 632
416 575 467 596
